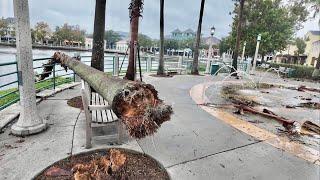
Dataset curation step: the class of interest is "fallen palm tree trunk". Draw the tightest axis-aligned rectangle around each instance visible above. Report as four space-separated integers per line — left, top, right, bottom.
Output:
50 52 173 138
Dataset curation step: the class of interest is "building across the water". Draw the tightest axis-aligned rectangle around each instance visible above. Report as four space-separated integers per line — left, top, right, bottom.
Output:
116 39 129 52
170 28 196 40
0 17 16 43
84 38 107 50
304 31 320 67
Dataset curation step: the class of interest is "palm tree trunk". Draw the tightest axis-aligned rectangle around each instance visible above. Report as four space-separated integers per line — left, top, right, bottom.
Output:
91 0 106 71
191 0 206 75
157 0 165 75
52 52 173 138
125 0 143 81
231 0 245 74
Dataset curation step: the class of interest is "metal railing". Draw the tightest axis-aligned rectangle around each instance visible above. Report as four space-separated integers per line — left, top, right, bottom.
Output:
0 54 172 111
0 57 78 110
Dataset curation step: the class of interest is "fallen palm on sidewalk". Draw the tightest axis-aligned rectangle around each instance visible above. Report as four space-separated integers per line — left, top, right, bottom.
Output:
49 52 173 139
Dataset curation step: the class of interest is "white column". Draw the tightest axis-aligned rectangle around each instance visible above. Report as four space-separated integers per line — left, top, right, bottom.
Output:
252 34 261 73
147 55 152 72
11 0 46 136
206 38 214 73
178 56 183 69
241 41 246 62
113 53 119 76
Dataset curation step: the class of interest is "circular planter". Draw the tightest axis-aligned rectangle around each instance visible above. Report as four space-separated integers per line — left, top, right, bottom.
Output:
34 148 169 180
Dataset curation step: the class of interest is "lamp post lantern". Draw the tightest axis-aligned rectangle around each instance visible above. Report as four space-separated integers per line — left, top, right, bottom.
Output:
252 33 262 73
205 26 215 74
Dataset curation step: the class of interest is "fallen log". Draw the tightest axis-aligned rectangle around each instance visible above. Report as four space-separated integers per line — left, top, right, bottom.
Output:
51 52 173 138
297 86 320 93
234 104 300 134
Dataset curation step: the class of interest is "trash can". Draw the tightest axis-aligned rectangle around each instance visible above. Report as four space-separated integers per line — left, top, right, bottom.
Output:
210 64 219 75
287 68 295 78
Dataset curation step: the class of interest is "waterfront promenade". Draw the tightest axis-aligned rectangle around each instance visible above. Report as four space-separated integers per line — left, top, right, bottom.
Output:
0 73 318 180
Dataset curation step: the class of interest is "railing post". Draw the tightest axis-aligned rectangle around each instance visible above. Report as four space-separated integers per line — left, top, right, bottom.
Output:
178 56 183 69
15 59 19 90
74 53 81 82
113 53 119 76
53 63 56 90
147 55 152 72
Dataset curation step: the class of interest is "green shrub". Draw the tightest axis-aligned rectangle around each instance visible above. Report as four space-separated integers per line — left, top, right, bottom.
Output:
269 63 316 79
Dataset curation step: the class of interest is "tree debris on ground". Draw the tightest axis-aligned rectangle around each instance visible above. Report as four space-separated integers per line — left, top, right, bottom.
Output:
301 121 320 135
72 149 126 179
298 102 320 109
297 86 320 93
234 104 301 134
45 167 72 177
38 148 169 180
43 52 173 138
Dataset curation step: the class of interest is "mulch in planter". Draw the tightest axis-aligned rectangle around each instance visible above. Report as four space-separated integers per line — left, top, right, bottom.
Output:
34 148 169 180
67 96 83 110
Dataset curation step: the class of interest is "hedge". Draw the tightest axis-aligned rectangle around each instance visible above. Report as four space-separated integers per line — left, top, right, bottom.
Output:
268 63 316 79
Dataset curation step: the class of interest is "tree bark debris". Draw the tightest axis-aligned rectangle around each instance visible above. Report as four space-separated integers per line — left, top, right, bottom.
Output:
301 121 320 135
234 104 301 134
51 52 173 138
297 86 320 93
72 149 126 179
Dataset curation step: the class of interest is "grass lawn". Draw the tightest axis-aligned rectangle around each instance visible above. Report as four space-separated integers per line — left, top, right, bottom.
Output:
0 77 73 110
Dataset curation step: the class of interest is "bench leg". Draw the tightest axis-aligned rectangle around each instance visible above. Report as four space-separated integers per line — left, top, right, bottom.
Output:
81 89 92 149
117 120 124 144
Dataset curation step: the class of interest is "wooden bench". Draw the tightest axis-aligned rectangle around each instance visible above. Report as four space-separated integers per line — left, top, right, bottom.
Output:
165 61 187 74
81 80 124 149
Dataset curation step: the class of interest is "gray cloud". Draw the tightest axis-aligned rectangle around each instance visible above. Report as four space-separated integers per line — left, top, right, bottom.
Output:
1 0 317 39
1 0 234 39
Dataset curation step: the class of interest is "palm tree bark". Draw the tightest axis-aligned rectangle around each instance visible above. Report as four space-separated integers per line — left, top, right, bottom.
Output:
52 52 173 139
157 0 165 75
231 0 245 74
125 0 144 80
91 0 106 71
191 0 206 75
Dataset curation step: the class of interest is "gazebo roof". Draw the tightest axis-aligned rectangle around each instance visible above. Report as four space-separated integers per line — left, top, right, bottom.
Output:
172 28 181 33
183 28 194 34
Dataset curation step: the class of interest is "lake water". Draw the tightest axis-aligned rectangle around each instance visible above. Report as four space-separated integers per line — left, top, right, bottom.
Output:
0 46 136 90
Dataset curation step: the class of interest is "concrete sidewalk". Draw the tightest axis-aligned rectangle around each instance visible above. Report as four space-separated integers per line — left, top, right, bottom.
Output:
0 74 319 180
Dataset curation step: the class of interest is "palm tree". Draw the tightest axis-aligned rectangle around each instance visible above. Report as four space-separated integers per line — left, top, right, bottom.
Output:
157 0 165 75
125 0 144 80
91 0 106 71
191 0 206 75
231 0 245 74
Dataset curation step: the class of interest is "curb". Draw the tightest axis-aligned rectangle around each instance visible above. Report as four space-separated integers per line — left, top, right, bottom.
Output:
0 82 80 131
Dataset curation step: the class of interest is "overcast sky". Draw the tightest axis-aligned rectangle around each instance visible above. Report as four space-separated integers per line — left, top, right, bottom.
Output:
0 0 318 39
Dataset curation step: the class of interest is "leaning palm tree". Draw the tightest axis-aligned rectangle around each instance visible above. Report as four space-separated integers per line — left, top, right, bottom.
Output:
157 0 165 75
191 0 206 75
125 0 144 81
231 0 245 74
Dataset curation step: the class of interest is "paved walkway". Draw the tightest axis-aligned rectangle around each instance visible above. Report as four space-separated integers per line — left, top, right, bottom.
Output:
0 74 319 180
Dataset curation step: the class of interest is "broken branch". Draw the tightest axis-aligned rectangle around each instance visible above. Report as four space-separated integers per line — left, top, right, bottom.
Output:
234 104 300 133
